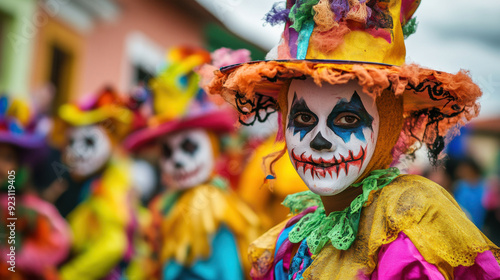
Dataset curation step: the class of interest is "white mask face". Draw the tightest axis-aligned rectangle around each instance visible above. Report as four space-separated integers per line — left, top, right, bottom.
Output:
285 78 379 196
159 129 214 190
65 125 112 178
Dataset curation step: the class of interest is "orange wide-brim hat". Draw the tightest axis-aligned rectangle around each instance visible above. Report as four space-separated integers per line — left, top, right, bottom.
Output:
207 0 481 160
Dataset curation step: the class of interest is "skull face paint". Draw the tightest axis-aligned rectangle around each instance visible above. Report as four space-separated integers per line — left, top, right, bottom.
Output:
285 78 379 196
159 129 214 190
64 125 112 178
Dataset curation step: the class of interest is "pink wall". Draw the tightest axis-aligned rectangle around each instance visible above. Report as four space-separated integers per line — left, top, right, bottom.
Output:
77 0 205 98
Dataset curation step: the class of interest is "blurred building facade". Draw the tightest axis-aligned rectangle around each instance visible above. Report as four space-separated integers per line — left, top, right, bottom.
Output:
0 0 265 113
0 0 37 98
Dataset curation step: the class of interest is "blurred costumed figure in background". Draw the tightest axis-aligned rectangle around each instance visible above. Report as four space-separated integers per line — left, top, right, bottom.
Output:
124 46 260 280
207 0 500 279
483 155 500 246
452 156 489 229
56 88 144 280
200 49 309 229
0 95 71 280
198 47 256 190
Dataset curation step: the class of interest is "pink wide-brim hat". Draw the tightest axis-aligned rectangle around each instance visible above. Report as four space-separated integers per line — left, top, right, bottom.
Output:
123 108 237 151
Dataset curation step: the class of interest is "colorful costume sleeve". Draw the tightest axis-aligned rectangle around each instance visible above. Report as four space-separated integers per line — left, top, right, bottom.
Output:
163 225 243 280
59 197 128 280
249 218 290 279
59 161 131 280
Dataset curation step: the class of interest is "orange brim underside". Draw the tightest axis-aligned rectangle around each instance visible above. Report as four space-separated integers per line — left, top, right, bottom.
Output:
208 61 481 129
208 60 481 160
211 60 480 116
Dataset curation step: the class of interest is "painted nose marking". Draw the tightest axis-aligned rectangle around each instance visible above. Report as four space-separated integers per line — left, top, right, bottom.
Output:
310 132 332 151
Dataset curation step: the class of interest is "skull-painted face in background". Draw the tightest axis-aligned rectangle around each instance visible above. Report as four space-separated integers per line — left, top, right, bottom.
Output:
64 125 112 178
285 78 379 196
159 129 214 190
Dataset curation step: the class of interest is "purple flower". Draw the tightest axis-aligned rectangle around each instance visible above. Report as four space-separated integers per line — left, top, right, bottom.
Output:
264 2 291 26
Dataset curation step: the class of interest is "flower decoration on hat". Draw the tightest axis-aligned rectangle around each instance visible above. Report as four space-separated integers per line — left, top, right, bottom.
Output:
264 0 420 63
0 95 45 149
124 46 248 151
148 47 211 126
58 87 133 142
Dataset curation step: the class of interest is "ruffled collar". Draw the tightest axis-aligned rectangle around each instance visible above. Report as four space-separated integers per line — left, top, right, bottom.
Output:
283 167 400 254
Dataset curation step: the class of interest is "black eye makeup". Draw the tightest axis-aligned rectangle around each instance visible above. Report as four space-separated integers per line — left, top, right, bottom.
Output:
181 138 198 156
287 92 318 140
294 112 317 127
326 91 373 143
84 136 95 147
333 112 361 128
161 143 173 159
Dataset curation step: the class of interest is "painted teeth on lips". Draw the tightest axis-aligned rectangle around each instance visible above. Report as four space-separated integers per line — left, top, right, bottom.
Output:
291 146 367 178
318 162 335 168
175 166 201 181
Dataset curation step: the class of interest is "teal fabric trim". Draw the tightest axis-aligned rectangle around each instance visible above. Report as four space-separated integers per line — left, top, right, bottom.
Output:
163 225 243 280
296 20 315 59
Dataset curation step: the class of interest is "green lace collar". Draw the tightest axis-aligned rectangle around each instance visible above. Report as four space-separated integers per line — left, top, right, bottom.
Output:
283 167 400 255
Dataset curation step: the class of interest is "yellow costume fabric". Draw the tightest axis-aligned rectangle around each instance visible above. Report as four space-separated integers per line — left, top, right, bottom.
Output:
306 0 406 65
238 136 308 227
248 218 292 277
150 182 261 274
59 159 133 280
250 174 500 279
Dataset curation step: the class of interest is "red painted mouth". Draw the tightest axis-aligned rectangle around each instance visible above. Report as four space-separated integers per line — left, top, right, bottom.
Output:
291 146 367 179
173 165 203 182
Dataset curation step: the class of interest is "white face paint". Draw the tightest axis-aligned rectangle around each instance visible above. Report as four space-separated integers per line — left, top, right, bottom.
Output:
65 125 112 178
285 78 379 196
159 129 214 190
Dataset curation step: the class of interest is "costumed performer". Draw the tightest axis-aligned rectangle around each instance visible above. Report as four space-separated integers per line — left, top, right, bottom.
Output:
124 46 261 280
57 87 142 280
206 0 500 279
0 95 71 280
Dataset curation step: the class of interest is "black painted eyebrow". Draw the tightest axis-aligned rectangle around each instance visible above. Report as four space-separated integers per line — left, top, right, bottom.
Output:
326 91 374 143
287 92 318 140
289 92 313 114
327 91 373 129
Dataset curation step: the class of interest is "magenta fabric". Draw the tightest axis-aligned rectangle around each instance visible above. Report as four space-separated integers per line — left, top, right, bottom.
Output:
258 221 500 279
370 231 444 280
370 231 500 280
455 250 500 279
